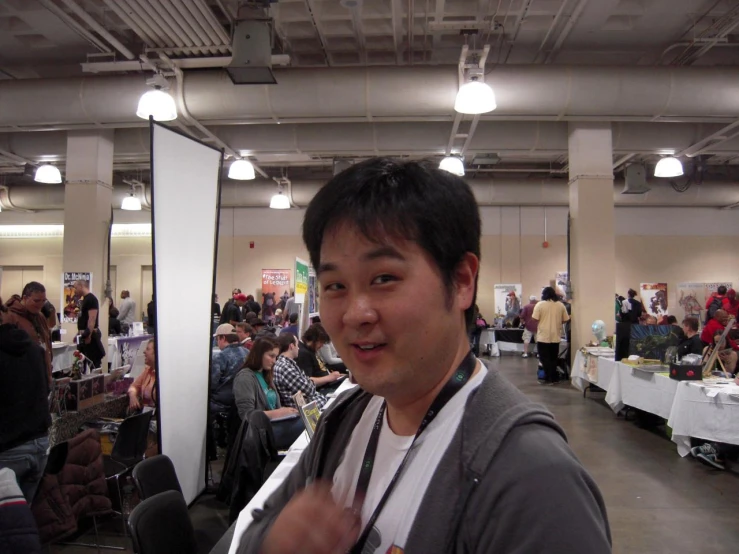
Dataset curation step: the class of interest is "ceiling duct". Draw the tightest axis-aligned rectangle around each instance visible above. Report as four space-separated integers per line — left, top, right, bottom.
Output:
621 163 651 194
226 20 277 85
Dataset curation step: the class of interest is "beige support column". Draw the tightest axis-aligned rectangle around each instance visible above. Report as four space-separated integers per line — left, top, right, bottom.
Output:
568 122 616 353
62 131 114 369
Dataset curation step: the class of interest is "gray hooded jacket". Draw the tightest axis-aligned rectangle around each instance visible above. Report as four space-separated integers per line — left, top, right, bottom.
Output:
236 363 612 553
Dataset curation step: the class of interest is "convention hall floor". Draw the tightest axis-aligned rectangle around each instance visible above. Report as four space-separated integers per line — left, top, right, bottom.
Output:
55 355 739 553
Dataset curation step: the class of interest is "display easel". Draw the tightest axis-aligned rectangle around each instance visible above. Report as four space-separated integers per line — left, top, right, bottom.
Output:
701 317 735 378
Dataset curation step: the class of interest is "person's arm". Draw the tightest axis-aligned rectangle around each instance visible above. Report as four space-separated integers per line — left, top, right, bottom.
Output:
118 300 129 321
233 372 258 421
532 303 541 321
310 373 341 387
466 425 611 554
319 343 342 365
210 354 224 390
128 371 147 409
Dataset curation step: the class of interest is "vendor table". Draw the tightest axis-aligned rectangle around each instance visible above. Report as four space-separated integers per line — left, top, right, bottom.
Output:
108 334 153 374
573 354 739 456
494 328 526 353
51 342 76 373
49 394 128 447
213 378 358 554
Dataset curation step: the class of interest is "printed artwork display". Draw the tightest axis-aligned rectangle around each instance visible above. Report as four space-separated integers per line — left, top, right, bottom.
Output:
629 324 681 361
676 282 733 322
494 284 523 319
640 283 668 318
262 269 291 321
295 258 309 304
61 272 92 324
555 271 569 299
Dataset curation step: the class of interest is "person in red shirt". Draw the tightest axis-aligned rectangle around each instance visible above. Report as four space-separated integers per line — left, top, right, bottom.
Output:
700 310 738 349
724 289 739 318
705 286 730 312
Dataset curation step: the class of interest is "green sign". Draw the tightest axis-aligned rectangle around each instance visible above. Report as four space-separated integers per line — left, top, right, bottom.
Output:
295 258 309 296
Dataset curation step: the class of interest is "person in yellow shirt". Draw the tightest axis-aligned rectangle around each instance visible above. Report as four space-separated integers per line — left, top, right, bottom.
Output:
533 287 570 384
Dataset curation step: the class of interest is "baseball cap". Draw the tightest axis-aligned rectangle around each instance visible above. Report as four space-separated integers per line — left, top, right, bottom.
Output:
214 323 236 337
235 293 248 302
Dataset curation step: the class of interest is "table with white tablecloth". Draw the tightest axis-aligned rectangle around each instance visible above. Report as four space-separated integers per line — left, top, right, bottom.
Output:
51 342 76 373
575 354 739 456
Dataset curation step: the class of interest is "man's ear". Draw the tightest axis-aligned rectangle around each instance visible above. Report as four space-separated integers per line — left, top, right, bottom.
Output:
454 253 479 312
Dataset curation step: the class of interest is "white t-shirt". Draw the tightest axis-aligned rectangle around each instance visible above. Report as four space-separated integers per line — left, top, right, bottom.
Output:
332 362 488 554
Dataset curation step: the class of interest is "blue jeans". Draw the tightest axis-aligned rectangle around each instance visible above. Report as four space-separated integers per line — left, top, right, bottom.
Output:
271 418 305 451
0 436 49 502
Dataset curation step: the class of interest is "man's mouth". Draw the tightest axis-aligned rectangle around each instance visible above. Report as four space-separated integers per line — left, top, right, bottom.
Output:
352 342 387 352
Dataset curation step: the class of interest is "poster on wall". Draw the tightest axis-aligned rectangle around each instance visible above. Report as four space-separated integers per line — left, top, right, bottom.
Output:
261 269 291 322
308 267 319 317
61 272 92 324
494 284 523 320
640 283 668 318
555 271 569 299
295 258 309 304
676 282 733 322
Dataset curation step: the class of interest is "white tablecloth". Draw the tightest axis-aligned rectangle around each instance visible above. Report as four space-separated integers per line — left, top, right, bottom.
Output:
51 342 76 373
668 380 739 456
228 378 358 554
571 351 616 392
605 363 678 419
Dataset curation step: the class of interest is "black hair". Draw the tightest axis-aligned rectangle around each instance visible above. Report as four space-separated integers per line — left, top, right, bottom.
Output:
302 157 481 328
682 317 699 332
666 315 677 325
718 286 728 295
628 289 637 298
277 332 297 354
302 323 330 346
289 313 298 324
541 286 557 301
311 315 321 324
110 306 120 318
22 281 46 298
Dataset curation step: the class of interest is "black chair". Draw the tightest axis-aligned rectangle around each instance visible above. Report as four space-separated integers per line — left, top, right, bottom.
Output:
127 491 197 554
132 454 181 500
104 411 153 530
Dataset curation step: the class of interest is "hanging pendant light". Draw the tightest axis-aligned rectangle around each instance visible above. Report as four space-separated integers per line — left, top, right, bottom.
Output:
121 193 142 211
439 156 465 176
270 190 290 209
34 164 62 184
136 88 177 121
228 159 256 180
654 156 683 178
454 78 497 115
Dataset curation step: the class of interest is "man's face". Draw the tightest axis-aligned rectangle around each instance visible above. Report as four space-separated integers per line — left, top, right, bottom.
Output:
23 291 47 314
217 336 227 350
318 224 476 403
682 324 691 336
235 328 248 342
289 340 299 357
718 313 730 326
74 282 84 295
236 299 245 307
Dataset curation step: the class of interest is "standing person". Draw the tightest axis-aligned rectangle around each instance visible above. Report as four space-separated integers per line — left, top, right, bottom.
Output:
0 300 52 502
74 279 105 369
279 313 300 336
624 288 644 324
724 289 739 318
220 288 242 325
520 295 538 359
245 295 262 319
236 158 610 554
505 290 521 324
146 295 155 334
213 294 222 320
108 306 123 335
117 290 136 334
533 287 570 385
705 285 729 322
223 294 246 325
3 282 53 385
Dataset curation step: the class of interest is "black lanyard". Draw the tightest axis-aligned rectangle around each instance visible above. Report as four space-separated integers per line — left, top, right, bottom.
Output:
349 351 477 554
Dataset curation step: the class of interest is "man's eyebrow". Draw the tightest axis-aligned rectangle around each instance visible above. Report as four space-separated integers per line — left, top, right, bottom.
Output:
316 246 406 276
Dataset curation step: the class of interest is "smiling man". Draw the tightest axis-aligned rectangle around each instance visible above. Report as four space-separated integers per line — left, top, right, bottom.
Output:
237 158 611 554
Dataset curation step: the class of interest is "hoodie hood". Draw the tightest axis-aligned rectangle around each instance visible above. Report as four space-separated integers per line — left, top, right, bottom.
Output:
0 323 33 356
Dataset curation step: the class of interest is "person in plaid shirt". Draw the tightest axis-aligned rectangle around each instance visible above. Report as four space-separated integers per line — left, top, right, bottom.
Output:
273 332 328 409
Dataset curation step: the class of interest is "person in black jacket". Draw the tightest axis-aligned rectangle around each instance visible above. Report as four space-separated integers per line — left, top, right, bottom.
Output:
108 306 123 335
296 324 342 390
678 317 705 358
146 296 155 334
0 301 52 502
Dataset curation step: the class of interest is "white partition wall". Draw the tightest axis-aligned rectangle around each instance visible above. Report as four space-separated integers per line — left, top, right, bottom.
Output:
151 122 223 504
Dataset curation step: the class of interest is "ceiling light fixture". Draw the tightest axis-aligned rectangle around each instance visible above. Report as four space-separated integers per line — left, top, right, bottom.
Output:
136 74 177 121
121 192 142 211
228 159 256 180
439 155 465 176
34 164 62 184
654 156 683 178
269 191 290 210
455 76 497 115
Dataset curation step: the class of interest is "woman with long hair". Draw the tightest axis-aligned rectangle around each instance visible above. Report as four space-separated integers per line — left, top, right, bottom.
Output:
233 337 302 449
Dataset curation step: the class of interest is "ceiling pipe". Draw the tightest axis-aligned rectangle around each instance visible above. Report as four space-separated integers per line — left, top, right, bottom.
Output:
159 0 212 56
100 0 159 48
3 180 739 211
59 0 136 60
4 66 739 129
39 0 110 53
544 0 589 64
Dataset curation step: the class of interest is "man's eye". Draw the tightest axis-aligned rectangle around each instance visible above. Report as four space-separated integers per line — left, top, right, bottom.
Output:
372 275 398 285
325 283 344 292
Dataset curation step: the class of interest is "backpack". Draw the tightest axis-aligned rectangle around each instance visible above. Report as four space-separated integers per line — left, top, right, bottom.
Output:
707 297 723 321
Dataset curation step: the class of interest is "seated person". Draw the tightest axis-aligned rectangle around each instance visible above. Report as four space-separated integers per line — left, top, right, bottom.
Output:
273 333 328 409
703 333 738 376
318 337 347 373
700 310 738 349
233 337 302 450
108 306 122 336
234 322 253 350
280 313 300 336
209 324 248 413
296 323 342 390
666 315 685 342
273 308 284 328
128 339 156 411
642 315 658 325
678 317 704 357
